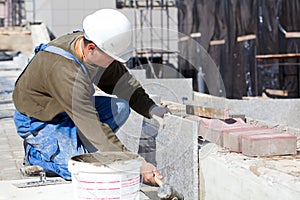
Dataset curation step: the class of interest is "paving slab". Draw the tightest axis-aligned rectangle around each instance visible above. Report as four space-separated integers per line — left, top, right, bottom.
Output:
223 128 276 152
241 133 297 156
247 117 300 150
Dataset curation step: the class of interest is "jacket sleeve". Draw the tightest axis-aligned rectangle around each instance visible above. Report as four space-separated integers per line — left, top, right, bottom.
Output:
96 61 156 118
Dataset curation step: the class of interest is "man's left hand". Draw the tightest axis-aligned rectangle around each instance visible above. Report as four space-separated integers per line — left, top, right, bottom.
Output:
149 105 170 118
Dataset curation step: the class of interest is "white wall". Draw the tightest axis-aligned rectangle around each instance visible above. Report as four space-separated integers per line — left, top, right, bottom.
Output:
25 0 115 37
24 0 178 68
0 2 4 19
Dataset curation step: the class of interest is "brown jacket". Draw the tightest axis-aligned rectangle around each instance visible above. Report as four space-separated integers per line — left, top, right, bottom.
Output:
13 32 155 152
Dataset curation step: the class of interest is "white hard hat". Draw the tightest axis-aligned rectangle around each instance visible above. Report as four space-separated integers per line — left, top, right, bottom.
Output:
83 9 133 63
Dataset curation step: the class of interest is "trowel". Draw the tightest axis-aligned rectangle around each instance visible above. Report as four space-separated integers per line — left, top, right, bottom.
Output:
13 166 68 188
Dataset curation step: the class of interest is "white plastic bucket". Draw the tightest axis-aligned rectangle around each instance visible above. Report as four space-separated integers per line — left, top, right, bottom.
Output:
68 152 143 200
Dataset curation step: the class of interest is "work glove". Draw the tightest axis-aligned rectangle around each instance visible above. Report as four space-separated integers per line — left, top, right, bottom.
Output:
149 105 170 118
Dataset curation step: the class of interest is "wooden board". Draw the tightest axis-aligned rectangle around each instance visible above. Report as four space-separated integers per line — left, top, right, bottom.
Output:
186 105 229 119
256 53 300 60
285 32 300 38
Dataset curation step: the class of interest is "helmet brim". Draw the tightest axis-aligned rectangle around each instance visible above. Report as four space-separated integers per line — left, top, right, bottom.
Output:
99 43 134 63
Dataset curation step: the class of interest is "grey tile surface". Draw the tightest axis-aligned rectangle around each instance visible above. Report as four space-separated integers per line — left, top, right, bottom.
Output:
0 118 24 180
156 114 199 200
0 59 32 181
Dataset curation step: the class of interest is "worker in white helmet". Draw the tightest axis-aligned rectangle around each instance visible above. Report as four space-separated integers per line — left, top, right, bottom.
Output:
13 9 167 185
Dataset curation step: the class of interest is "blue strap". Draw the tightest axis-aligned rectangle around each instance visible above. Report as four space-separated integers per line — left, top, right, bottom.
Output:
35 43 89 77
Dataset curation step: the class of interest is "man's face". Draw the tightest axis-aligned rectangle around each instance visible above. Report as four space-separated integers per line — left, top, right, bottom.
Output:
85 45 115 68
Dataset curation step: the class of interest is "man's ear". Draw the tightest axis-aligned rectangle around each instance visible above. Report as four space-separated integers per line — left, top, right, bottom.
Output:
87 43 97 51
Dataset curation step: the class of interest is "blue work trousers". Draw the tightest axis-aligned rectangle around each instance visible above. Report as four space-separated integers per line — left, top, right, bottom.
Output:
14 96 130 180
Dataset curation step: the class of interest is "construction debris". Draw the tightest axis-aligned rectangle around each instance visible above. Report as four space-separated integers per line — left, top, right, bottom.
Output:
185 114 297 157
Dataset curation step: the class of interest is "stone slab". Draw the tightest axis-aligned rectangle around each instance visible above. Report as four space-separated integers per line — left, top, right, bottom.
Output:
156 114 198 200
130 69 193 103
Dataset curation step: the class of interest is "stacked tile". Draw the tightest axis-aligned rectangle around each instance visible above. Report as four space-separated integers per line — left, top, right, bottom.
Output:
185 115 297 156
186 116 254 146
223 127 275 152
241 133 297 156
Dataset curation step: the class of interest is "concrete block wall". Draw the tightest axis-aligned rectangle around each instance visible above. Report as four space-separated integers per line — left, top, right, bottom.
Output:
200 144 300 200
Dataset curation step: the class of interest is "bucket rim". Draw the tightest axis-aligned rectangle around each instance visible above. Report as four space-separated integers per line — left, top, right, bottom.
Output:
68 152 143 174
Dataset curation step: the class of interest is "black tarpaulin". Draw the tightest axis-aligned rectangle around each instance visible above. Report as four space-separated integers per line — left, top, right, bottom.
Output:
178 0 300 98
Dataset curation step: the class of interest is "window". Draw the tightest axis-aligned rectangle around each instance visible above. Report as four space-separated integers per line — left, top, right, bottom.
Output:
0 18 4 27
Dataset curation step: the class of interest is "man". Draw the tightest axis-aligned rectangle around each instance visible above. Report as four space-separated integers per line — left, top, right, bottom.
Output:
13 9 167 185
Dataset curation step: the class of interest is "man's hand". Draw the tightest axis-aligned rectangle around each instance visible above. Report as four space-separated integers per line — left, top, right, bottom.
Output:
149 105 171 118
140 160 163 186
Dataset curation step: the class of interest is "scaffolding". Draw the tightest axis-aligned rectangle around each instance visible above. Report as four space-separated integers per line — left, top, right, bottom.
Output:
117 0 179 78
0 0 26 27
